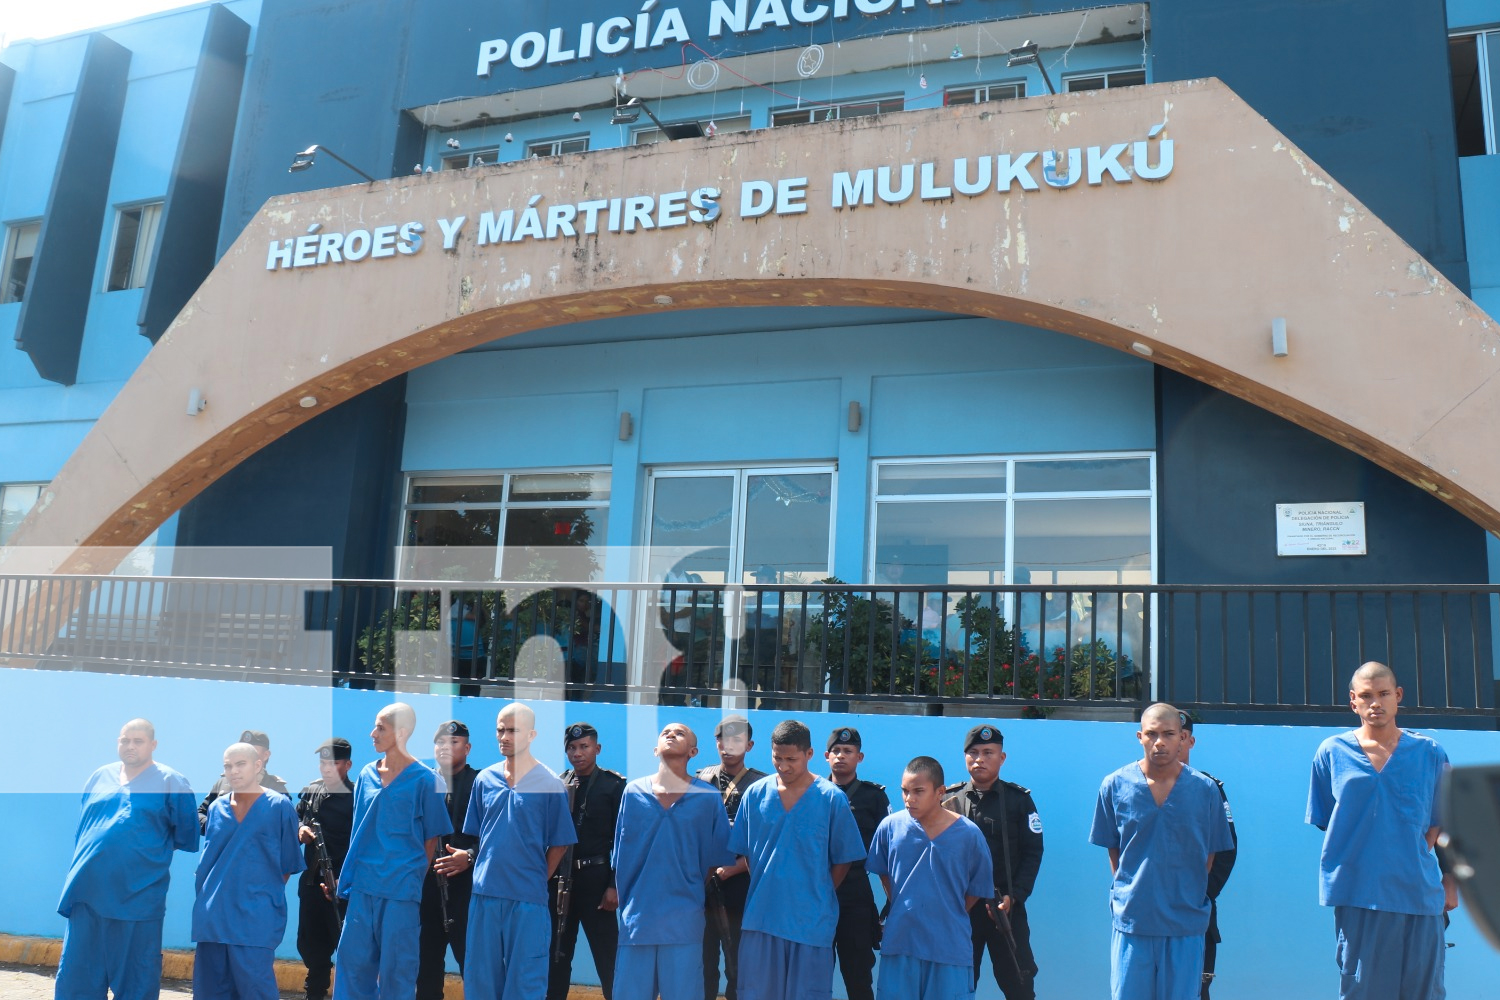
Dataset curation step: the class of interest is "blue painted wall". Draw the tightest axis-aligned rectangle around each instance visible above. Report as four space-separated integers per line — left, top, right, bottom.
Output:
1 668 1496 998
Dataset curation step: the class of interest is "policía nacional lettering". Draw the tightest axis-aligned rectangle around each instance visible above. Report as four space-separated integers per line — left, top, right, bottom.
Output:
264 134 1174 271
475 0 973 76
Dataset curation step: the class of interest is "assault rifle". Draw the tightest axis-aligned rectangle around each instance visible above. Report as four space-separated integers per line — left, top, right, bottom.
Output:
707 873 738 982
434 838 455 933
310 820 342 935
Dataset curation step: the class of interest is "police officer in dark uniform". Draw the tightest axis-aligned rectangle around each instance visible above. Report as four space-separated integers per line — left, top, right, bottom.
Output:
418 720 481 1000
698 714 766 1000
200 728 289 831
294 737 354 1000
547 722 627 1000
943 724 1044 1000
1179 715 1236 1000
825 726 890 1000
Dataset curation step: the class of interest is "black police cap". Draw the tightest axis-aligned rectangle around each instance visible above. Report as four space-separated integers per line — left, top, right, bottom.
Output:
240 729 271 749
827 726 862 751
315 738 351 761
435 720 469 741
714 714 751 740
963 724 1004 751
565 722 598 746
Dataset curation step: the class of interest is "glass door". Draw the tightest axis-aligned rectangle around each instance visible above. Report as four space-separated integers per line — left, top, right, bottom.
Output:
644 467 834 704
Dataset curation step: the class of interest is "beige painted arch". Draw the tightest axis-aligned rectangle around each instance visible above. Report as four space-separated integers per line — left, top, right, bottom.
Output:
7 77 1500 577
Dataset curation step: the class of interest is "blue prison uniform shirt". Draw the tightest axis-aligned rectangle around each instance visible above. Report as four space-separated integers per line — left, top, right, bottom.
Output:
464 759 576 904
613 775 735 946
193 791 305 948
866 810 992 969
1307 730 1448 915
58 761 200 921
339 760 451 903
1088 763 1236 937
727 775 866 947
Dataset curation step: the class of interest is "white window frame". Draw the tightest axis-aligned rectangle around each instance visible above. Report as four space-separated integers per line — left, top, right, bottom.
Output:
869 451 1158 586
1 220 42 306
1063 69 1148 92
526 135 590 158
104 201 163 292
944 81 1026 106
770 94 905 127
1452 29 1499 156
398 468 613 581
441 147 500 170
0 482 46 546
632 113 752 145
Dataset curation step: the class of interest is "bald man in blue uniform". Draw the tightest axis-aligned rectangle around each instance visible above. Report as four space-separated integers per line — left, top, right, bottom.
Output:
55 718 199 1000
192 742 305 1000
335 703 452 1000
1089 704 1234 1000
1308 662 1454 1000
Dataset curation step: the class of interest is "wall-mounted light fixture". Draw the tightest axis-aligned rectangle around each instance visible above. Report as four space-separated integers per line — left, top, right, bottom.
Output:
848 401 862 432
1130 342 1154 357
287 145 377 182
1271 317 1289 357
619 412 634 441
187 388 207 416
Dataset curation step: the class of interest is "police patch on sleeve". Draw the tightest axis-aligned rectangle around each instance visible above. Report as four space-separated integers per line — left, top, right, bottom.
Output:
1223 801 1234 822
1027 812 1043 834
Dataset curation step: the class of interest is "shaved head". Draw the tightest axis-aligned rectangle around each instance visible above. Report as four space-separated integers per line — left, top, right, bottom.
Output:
223 742 259 763
1140 703 1182 727
1350 661 1397 691
122 718 155 740
378 702 416 736
499 702 535 730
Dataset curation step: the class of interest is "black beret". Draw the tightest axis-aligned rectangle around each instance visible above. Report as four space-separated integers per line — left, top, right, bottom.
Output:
565 722 598 746
315 738 351 761
963 724 1003 751
827 726 862 750
240 729 270 749
714 714 751 739
435 721 469 741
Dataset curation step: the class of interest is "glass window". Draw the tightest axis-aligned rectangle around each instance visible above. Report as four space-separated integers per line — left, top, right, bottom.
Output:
945 82 1024 106
634 114 751 145
1013 497 1152 586
1 221 41 305
527 136 589 158
1451 31 1500 157
105 202 163 292
877 461 1007 496
870 454 1153 586
1065 70 1147 92
0 483 44 545
873 500 1006 588
401 472 611 581
1014 458 1150 493
442 148 499 170
771 96 904 127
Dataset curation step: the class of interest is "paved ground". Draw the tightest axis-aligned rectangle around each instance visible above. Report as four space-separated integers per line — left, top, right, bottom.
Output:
0 964 202 998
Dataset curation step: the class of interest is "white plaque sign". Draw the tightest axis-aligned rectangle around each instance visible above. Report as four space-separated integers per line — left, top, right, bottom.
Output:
1276 502 1367 556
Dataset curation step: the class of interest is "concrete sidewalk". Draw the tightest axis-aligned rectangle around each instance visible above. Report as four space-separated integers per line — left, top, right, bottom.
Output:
0 964 199 999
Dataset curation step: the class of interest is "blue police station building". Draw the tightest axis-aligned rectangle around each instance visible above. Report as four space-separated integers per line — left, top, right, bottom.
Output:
2 1 1500 996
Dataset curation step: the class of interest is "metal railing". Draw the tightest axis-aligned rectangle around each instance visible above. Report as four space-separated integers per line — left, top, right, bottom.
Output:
0 575 1494 720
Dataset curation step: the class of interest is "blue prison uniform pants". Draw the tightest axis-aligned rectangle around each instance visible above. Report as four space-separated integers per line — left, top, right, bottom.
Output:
192 941 279 1000
333 891 422 1000
464 895 550 1000
54 903 164 1000
1334 907 1445 1000
736 930 836 1000
613 942 702 1000
1110 929 1204 1000
876 953 974 1000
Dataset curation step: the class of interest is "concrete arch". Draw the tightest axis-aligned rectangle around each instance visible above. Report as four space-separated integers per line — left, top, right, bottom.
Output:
6 78 1500 576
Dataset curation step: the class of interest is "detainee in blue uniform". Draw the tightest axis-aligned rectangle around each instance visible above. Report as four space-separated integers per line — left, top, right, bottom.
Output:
1089 704 1234 1000
727 720 866 1000
1307 661 1453 1000
463 703 576 1000
612 722 734 1000
192 742 305 1000
866 757 991 1000
335 703 452 1000
56 718 200 1000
